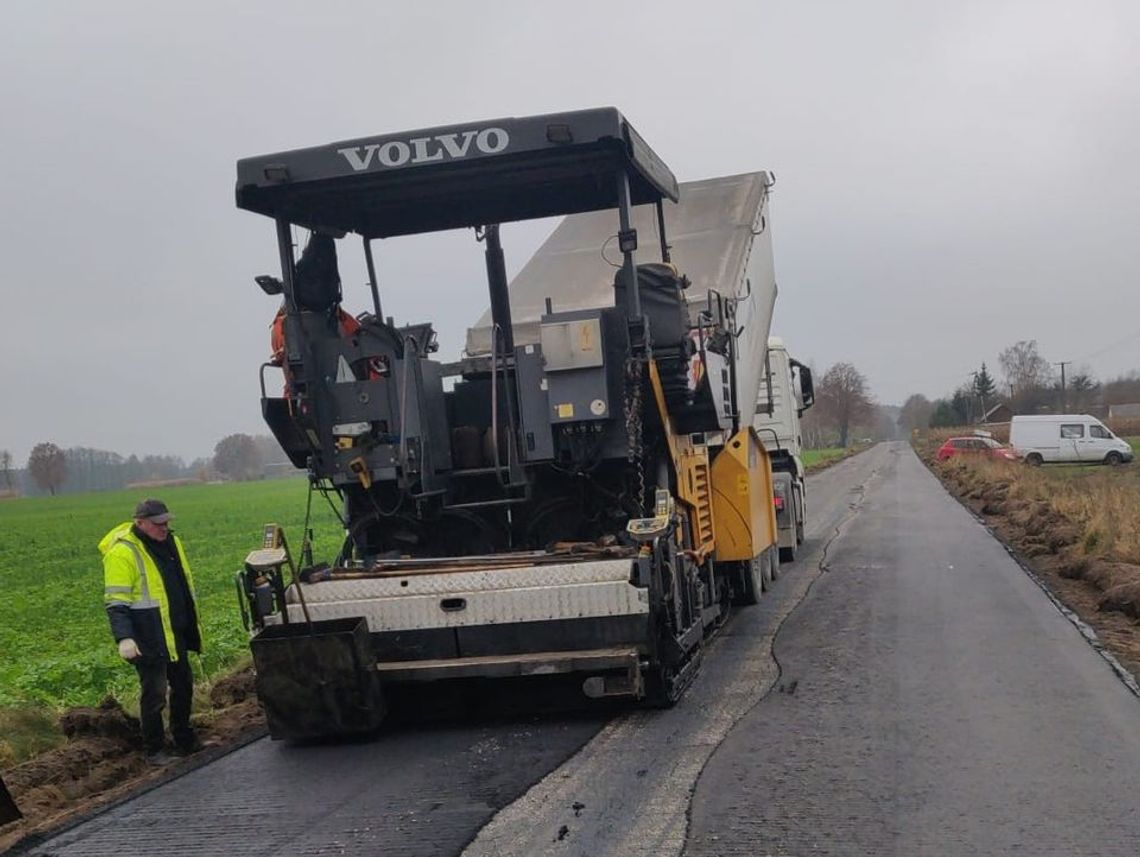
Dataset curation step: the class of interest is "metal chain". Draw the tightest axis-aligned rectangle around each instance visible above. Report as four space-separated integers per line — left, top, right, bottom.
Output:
624 355 646 515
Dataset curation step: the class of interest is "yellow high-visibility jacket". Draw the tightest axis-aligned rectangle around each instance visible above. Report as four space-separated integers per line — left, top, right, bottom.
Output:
99 522 203 662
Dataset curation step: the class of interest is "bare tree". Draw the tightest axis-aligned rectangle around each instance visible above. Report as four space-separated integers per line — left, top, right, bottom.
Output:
27 442 68 496
998 340 1053 412
799 401 827 448
213 433 264 481
817 363 873 447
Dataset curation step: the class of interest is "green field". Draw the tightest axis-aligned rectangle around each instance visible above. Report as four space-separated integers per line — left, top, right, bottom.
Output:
801 447 848 469
0 479 346 709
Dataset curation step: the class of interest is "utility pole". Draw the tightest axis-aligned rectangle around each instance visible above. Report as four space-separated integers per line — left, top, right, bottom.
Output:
1054 361 1071 412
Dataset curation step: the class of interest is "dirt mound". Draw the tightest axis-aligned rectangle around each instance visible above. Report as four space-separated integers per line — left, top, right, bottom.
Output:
1084 562 1140 619
1066 558 1140 596
58 697 140 744
1 734 151 852
1057 550 1090 580
1045 523 1082 553
977 481 1010 516
1 678 266 852
987 495 1082 556
1100 580 1140 619
208 667 256 708
6 737 144 796
4 698 142 823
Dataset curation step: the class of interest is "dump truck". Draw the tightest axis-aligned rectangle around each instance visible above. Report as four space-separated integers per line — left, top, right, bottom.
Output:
233 108 782 739
754 338 815 563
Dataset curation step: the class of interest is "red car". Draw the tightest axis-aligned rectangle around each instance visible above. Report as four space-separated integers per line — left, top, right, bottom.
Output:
936 436 1021 462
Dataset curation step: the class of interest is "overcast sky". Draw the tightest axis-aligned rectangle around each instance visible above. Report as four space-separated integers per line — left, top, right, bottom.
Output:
2 0 1138 465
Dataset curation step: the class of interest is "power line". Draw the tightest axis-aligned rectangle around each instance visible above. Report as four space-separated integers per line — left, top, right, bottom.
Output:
1072 327 1140 364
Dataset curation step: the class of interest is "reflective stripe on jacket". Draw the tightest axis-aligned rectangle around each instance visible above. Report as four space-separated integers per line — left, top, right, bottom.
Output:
99 522 203 662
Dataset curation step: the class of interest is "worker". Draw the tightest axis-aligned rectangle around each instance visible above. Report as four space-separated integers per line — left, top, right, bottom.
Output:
271 231 362 377
270 232 385 388
270 303 362 370
99 499 205 765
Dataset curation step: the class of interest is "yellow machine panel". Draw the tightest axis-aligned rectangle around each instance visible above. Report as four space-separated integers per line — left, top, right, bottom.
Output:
647 361 716 555
711 428 778 562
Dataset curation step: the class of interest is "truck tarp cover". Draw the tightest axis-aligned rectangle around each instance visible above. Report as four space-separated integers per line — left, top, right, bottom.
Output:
235 108 678 238
466 172 774 358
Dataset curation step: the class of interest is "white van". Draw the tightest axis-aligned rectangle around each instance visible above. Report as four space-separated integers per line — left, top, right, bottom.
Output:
1009 414 1134 466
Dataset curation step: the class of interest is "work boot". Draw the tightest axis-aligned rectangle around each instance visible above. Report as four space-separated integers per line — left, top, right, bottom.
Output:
145 750 176 767
173 736 205 757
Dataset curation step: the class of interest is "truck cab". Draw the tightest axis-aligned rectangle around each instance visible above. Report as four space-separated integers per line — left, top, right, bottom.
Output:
754 337 814 561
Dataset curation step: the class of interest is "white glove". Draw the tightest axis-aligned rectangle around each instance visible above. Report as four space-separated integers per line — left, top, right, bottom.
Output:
118 638 141 661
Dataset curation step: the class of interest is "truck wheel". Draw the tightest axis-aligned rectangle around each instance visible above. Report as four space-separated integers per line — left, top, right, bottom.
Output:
644 664 681 708
1105 451 1123 466
761 550 774 589
1025 453 1043 467
734 557 762 605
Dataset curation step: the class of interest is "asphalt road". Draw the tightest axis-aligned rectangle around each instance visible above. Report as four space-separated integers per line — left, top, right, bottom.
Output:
686 443 1140 856
21 443 1140 856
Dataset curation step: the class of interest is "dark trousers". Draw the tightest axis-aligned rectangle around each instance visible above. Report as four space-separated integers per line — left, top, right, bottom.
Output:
134 647 196 753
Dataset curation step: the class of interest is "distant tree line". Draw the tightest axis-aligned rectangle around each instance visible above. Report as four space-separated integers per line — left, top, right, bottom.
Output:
897 338 1140 432
0 434 295 498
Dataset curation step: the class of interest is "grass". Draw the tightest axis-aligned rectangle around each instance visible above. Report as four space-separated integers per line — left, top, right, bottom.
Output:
802 447 848 469
0 478 346 711
1025 458 1140 563
0 706 63 768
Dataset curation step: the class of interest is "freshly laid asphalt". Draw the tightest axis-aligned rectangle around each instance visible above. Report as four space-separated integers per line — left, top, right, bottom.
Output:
16 715 607 857
686 443 1140 856
19 443 1140 856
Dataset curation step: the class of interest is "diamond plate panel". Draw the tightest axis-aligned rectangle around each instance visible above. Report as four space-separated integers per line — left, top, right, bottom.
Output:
291 558 635 601
276 558 649 632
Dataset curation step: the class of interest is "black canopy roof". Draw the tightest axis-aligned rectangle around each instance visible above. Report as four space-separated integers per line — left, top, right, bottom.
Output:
235 108 678 239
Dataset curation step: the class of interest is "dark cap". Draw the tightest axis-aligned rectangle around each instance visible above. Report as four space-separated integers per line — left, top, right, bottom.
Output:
134 498 173 524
